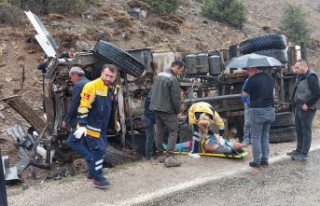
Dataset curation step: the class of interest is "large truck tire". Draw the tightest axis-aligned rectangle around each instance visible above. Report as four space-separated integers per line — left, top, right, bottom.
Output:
255 49 288 63
93 40 145 77
269 126 296 143
239 33 287 54
271 112 295 128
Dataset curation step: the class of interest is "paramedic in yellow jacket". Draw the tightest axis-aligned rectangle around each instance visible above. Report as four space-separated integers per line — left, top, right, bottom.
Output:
74 64 119 189
187 102 225 158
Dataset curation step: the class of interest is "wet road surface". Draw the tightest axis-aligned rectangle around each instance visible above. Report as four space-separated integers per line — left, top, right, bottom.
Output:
144 149 320 206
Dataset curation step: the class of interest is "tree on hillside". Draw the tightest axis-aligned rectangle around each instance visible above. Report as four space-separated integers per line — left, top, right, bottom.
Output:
201 0 245 29
143 0 181 15
280 3 313 44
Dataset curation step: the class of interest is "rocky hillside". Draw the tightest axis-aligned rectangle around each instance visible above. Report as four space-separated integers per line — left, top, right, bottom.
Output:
1 0 320 159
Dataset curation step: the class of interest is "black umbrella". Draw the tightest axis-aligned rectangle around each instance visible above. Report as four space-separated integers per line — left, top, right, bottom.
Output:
226 53 284 69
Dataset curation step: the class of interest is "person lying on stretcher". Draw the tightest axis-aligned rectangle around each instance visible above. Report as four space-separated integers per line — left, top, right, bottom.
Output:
169 135 243 158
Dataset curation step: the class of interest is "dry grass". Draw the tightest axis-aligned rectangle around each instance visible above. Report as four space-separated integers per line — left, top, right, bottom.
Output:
164 15 185 25
149 17 180 33
176 47 193 52
113 28 123 36
53 29 79 49
182 21 195 29
0 3 25 26
48 13 65 20
96 11 110 18
16 55 25 62
115 15 134 28
196 42 209 51
138 29 147 37
127 0 152 11
22 42 42 53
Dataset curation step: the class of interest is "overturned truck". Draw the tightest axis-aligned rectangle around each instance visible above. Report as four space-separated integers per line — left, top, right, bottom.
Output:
2 11 303 172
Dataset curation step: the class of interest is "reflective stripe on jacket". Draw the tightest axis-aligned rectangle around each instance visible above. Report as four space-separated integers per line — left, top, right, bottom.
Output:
188 102 224 130
77 77 119 138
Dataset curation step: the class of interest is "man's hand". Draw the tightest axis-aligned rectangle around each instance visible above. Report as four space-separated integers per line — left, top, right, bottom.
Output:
74 127 87 139
302 104 308 111
61 121 67 129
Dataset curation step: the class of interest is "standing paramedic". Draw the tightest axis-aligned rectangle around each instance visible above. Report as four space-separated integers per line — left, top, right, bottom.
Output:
288 59 320 161
150 60 185 167
61 67 90 168
74 64 120 189
242 67 275 169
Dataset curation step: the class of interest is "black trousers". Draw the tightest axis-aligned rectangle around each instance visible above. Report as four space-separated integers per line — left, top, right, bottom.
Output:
294 108 316 155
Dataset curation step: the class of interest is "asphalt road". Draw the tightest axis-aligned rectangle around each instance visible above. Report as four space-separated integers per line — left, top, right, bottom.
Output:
144 150 320 206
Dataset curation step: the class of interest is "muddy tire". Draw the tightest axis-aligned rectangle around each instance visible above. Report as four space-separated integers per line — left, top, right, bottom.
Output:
271 112 295 128
255 49 288 63
104 145 138 166
239 33 287 54
269 126 296 143
92 40 145 77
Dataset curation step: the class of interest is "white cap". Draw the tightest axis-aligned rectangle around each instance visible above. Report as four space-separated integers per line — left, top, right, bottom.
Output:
69 66 85 75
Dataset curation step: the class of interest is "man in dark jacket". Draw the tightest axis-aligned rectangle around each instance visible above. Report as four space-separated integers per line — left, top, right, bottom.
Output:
142 91 155 160
242 67 275 169
61 67 90 166
288 59 320 160
150 60 185 167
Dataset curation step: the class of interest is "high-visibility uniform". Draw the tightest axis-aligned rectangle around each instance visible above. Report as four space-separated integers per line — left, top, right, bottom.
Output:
77 77 119 182
77 77 119 138
187 102 225 153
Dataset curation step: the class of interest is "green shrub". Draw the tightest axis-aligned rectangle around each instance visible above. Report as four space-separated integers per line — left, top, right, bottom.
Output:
201 0 245 29
0 2 24 26
143 0 181 15
7 0 83 14
48 0 83 14
279 3 313 44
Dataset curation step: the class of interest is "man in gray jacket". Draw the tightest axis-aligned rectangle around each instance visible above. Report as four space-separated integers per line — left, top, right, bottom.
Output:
288 59 320 160
150 60 185 167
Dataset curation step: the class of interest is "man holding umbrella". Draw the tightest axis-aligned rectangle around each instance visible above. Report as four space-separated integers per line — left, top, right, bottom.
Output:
242 67 275 168
227 53 281 169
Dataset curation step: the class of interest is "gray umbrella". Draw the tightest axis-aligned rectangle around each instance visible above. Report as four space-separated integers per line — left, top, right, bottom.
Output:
226 53 283 69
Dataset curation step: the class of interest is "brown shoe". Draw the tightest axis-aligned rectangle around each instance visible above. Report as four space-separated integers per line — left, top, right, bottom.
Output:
158 155 167 163
164 155 182 167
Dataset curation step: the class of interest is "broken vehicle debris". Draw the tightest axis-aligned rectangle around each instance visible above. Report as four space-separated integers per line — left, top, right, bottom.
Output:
1 11 304 179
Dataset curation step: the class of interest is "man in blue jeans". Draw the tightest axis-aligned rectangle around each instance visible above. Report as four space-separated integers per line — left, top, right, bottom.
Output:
241 68 259 147
61 67 90 167
242 67 275 169
241 78 251 147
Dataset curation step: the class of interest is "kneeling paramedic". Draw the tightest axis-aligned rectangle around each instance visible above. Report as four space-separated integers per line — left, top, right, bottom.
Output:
187 102 225 158
74 64 120 189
